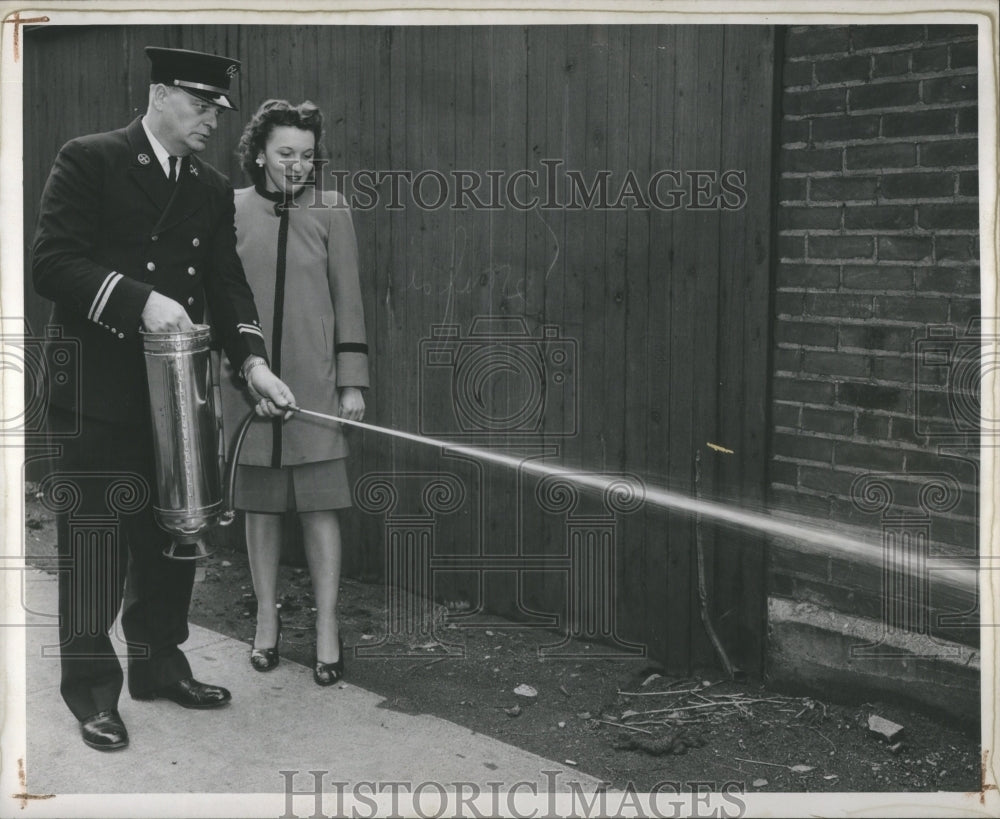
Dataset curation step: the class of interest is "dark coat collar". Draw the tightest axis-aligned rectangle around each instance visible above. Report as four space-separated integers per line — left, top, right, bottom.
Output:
254 181 311 216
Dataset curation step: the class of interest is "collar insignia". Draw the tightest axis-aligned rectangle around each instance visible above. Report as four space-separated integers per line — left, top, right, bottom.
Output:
137 153 151 165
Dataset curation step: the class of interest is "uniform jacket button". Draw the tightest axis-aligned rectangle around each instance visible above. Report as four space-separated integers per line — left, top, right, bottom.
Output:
151 234 159 241
187 297 195 306
146 261 156 272
188 266 196 276
192 238 200 247
118 333 125 338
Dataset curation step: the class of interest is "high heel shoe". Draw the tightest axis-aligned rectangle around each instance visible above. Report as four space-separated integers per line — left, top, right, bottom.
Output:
250 613 282 673
313 636 344 686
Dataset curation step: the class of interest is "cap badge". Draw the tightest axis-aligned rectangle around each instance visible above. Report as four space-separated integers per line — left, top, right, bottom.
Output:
138 153 151 165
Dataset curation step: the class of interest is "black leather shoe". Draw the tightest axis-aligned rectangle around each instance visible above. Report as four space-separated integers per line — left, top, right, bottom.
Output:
250 614 282 672
134 677 232 709
313 636 345 687
80 709 129 751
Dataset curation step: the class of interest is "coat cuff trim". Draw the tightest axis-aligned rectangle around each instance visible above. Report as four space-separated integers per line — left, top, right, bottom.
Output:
88 272 122 323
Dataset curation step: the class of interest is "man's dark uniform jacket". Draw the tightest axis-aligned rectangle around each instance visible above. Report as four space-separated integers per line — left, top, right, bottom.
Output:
32 116 268 720
33 116 267 422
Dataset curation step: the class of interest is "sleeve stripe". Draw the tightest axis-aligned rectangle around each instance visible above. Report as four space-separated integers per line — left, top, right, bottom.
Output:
335 342 369 354
238 324 265 340
89 272 123 322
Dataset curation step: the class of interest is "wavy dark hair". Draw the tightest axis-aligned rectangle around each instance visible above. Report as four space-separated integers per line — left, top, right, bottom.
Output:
237 99 325 186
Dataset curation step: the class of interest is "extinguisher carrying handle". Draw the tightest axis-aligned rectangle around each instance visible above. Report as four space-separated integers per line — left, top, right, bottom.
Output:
219 408 259 526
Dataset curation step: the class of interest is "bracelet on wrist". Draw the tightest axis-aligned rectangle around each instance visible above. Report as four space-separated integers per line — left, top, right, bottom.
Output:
242 356 268 381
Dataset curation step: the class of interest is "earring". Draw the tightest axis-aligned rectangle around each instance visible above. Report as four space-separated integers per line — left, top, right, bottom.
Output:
255 156 266 167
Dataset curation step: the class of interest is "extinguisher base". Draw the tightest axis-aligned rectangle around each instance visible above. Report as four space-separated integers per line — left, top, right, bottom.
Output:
162 537 213 561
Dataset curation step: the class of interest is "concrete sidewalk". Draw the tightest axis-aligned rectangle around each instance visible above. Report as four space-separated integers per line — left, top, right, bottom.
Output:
20 568 602 797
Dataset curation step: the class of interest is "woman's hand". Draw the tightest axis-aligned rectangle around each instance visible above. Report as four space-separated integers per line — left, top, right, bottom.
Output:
248 366 297 420
338 387 365 422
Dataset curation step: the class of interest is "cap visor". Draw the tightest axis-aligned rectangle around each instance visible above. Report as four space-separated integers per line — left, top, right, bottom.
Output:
184 87 237 111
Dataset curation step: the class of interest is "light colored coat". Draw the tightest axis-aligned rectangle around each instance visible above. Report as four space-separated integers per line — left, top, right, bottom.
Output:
220 185 370 466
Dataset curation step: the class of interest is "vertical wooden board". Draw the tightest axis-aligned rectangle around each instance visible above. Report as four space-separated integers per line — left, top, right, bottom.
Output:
491 26 542 581
592 25 637 653
466 26 501 576
576 22 609 481
22 31 39 326
417 25 453 507
358 26 400 580
571 22 616 637
602 26 630 475
523 27 561 335
430 26 471 599
349 26 382 581
456 26 510 613
391 25 418 472
715 26 775 673
370 24 394 481
713 26 756 666
253 27 277 122
663 24 703 673
525 26 570 614
412 24 451 538
336 26 372 579
22 30 43 333
22 29 55 334
547 22 581 500
686 25 726 670
517 26 552 616
618 23 656 649
343 27 364 172
409 25 433 448
236 26 271 174
640 24 678 668
483 25 519 465
560 25 595 477
408 23 439 486
543 24 572 444
326 26 350 174
513 26 548 338
124 30 150 121
464 27 496 564
84 28 134 135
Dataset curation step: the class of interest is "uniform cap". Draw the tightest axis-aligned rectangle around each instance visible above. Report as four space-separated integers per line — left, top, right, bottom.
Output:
146 46 240 110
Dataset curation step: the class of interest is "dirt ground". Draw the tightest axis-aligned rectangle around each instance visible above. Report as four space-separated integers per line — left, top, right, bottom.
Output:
22 486 982 795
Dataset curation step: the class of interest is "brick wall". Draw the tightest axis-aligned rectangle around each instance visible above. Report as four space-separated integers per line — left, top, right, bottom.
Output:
770 24 980 641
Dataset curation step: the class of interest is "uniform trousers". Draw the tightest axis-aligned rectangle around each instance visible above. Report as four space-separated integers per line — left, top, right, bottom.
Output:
48 406 195 721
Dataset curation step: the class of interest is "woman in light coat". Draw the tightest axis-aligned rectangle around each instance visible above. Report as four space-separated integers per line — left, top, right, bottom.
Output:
220 99 369 685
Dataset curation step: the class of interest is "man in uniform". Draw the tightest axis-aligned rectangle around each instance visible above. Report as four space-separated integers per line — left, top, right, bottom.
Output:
32 46 294 751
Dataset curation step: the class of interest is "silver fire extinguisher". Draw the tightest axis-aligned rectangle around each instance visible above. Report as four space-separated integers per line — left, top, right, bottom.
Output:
142 325 233 559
